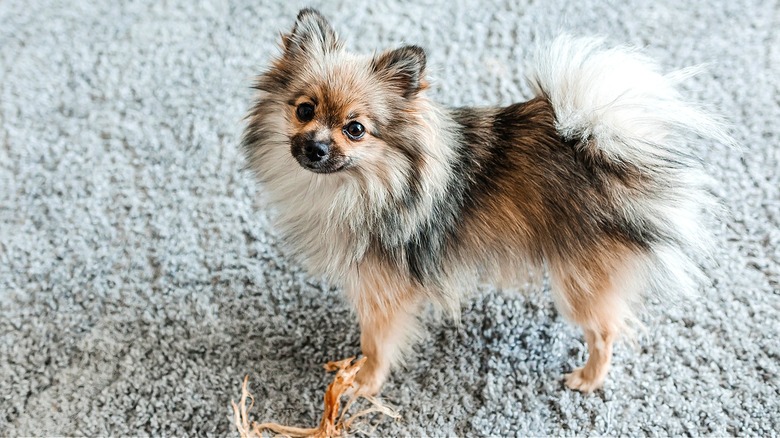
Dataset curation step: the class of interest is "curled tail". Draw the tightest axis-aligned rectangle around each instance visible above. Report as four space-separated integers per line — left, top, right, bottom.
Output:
528 35 733 299
528 35 733 167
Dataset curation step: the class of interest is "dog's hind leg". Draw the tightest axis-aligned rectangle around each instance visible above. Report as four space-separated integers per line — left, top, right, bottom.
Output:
550 245 644 392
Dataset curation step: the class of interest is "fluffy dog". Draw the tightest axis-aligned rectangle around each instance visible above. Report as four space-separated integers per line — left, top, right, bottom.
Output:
243 9 730 394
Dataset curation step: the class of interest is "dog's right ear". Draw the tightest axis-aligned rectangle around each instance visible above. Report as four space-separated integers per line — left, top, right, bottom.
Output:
282 9 342 57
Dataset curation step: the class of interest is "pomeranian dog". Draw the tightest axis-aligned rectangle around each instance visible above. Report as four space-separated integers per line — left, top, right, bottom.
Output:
243 9 730 394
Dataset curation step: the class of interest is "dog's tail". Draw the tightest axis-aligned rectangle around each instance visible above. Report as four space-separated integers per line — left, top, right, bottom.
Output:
527 35 734 297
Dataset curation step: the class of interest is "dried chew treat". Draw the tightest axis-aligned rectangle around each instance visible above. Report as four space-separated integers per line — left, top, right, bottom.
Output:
231 357 399 437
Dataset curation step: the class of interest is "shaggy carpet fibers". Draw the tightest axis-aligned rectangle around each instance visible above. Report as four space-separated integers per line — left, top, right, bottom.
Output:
1 0 778 435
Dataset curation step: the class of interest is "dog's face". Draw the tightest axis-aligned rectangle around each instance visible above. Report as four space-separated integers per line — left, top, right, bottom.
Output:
285 75 380 174
254 9 428 175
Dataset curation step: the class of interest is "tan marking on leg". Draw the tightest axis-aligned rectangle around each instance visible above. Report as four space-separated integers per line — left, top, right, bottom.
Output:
565 327 616 392
354 301 419 396
551 245 643 393
346 256 423 396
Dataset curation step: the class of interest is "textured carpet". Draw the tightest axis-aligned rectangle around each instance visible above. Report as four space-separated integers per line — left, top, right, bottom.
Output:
1 0 778 435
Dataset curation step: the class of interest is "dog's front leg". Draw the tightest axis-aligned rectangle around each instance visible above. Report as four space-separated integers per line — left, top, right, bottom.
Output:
346 272 423 396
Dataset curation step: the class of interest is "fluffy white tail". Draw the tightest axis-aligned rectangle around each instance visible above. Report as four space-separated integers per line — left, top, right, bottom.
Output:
528 35 733 167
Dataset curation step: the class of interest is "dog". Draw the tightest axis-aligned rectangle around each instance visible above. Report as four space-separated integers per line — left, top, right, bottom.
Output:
242 8 730 395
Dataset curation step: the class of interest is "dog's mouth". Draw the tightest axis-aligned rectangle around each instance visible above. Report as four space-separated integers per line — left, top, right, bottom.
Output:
294 154 351 174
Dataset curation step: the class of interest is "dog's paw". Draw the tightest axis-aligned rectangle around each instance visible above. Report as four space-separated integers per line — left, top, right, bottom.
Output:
565 367 604 393
353 372 383 397
352 362 387 397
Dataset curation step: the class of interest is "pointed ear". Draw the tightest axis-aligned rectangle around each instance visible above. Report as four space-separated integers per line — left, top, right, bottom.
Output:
372 45 427 98
282 8 341 57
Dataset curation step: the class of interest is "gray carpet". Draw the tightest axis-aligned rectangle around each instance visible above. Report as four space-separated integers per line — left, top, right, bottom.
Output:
1 0 778 435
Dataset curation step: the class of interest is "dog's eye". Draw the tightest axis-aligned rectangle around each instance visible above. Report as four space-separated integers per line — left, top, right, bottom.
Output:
344 121 365 140
296 103 315 122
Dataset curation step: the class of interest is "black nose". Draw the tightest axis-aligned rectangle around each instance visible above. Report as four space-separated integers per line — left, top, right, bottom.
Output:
304 141 329 162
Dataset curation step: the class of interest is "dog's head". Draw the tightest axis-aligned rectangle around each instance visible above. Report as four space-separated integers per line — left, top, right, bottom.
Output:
251 8 429 175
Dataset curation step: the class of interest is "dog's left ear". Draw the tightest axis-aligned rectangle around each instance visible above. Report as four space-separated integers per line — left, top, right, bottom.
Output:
283 8 342 57
372 45 427 98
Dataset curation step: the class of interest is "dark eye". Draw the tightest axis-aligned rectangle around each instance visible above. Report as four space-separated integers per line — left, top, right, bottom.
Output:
296 103 315 122
344 121 365 140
